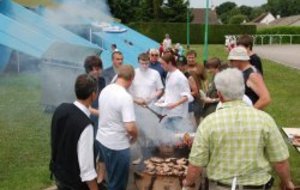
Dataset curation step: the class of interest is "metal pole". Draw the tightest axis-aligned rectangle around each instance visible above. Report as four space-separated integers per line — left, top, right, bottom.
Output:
89 27 92 43
203 0 209 64
186 0 190 49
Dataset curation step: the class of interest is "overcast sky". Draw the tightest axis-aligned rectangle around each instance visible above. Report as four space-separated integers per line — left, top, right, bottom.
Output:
190 0 267 8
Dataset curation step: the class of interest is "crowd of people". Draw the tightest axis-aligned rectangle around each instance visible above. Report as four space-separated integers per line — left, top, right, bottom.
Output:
49 34 297 190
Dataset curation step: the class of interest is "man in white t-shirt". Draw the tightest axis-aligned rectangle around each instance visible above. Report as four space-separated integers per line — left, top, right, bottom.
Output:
130 52 164 107
129 53 164 164
96 65 137 190
158 54 193 132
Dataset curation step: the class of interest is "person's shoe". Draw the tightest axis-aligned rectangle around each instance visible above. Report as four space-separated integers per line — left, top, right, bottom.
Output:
132 157 142 165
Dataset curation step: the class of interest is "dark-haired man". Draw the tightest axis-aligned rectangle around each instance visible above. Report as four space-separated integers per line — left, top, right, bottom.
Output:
50 74 99 190
84 55 105 127
102 51 123 85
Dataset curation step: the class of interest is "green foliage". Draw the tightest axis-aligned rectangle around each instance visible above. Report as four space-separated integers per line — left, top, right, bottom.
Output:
215 1 237 15
128 22 256 44
160 0 190 22
257 26 300 44
267 0 300 17
249 6 267 21
239 5 253 16
221 7 241 24
107 0 189 23
228 14 247 24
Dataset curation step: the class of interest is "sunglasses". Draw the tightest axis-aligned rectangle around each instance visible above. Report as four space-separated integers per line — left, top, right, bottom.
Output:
151 54 159 57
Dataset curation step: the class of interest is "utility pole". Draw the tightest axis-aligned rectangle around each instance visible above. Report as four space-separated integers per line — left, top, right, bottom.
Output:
186 0 190 49
203 0 209 64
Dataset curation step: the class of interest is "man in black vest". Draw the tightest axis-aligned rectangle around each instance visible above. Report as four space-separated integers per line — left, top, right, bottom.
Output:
50 74 99 190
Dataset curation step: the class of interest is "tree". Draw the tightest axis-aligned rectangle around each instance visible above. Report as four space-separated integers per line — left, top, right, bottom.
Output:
160 0 190 22
239 5 253 16
107 0 190 23
249 6 267 21
228 14 247 24
216 1 237 16
267 0 300 17
220 7 241 24
107 0 138 23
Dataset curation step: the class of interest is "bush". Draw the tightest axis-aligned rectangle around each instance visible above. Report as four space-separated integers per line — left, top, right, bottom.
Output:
228 14 247 24
128 22 256 44
256 26 300 44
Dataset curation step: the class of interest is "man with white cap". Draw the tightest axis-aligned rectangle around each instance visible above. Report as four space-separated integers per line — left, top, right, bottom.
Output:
228 46 271 110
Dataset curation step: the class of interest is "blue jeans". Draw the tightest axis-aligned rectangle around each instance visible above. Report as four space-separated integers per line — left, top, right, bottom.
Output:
96 141 130 190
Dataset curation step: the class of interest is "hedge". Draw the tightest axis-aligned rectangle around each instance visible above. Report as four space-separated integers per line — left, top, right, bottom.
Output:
256 26 300 44
128 22 257 44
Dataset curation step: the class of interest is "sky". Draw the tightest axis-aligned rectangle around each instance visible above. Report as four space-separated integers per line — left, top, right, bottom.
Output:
190 0 268 8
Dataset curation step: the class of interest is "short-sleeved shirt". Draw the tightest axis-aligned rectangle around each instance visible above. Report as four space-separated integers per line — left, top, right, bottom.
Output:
129 68 163 101
161 69 193 118
96 83 136 150
189 100 289 185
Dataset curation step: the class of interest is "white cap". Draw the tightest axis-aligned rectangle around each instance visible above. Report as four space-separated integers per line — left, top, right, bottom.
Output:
228 46 250 61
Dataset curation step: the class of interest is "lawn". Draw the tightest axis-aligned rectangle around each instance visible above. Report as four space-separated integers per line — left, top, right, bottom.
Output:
13 0 56 7
0 45 299 189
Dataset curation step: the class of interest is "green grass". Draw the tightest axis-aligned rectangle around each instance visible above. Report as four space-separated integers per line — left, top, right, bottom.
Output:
0 73 52 190
0 45 299 189
13 0 56 7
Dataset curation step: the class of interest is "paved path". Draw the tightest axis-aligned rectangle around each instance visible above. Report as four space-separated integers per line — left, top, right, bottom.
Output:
254 45 300 70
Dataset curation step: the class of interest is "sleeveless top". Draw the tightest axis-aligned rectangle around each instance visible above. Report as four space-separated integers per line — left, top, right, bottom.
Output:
243 67 259 104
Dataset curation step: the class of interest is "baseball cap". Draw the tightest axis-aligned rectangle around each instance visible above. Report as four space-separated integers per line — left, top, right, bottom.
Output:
228 46 250 61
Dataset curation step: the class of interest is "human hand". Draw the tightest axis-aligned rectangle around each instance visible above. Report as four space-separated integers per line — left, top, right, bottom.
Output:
292 135 300 147
280 180 295 190
135 98 147 106
167 102 178 109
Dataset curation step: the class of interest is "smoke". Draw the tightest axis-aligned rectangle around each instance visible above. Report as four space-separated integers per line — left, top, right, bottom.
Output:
134 105 195 147
42 0 113 25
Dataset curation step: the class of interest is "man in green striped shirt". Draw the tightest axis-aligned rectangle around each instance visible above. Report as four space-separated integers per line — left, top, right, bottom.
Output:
183 68 294 190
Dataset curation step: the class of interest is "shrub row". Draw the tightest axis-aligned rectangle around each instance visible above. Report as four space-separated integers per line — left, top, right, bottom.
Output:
128 22 257 44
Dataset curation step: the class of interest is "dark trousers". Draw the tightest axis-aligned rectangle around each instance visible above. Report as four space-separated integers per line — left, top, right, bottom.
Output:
97 141 130 190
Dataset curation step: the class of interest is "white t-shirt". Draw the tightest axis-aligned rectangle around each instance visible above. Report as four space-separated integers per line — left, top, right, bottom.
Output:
129 68 163 102
160 69 193 118
96 83 136 150
163 38 172 50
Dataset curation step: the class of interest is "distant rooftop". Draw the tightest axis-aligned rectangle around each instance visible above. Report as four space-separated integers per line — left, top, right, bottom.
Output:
191 8 220 25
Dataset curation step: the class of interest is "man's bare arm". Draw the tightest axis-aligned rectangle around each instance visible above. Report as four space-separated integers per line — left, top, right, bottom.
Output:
125 121 138 144
272 159 294 190
247 73 271 109
183 164 203 187
86 179 99 190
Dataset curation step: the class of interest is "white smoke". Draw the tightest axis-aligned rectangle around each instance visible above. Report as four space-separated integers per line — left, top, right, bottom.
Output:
42 0 113 25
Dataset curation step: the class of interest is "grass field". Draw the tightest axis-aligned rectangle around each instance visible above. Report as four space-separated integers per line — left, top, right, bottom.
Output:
0 45 299 189
13 0 55 7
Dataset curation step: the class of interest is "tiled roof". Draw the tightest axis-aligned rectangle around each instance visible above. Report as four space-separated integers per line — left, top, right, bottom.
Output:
269 15 300 26
190 8 220 24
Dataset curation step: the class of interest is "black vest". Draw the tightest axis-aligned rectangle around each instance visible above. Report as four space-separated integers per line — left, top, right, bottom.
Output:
50 103 92 190
243 67 259 104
